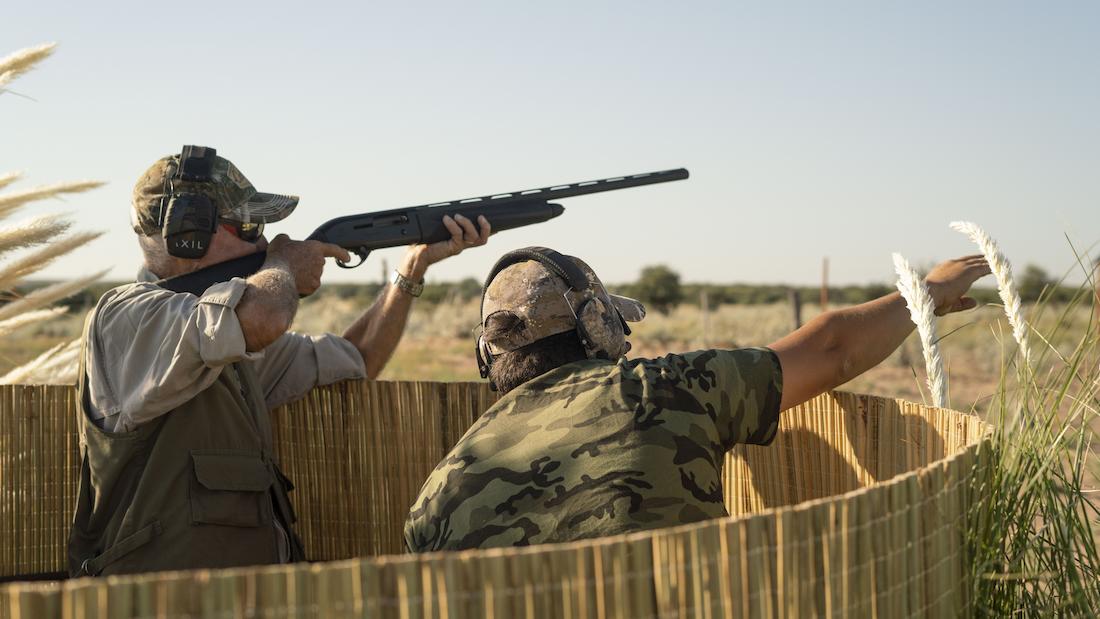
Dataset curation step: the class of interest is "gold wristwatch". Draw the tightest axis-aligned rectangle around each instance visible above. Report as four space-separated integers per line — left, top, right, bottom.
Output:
391 269 424 298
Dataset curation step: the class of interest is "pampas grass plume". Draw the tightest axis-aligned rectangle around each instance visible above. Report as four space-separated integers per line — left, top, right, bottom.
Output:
949 221 1031 369
0 307 68 337
0 231 103 289
0 338 79 384
0 180 105 219
0 42 104 384
0 42 56 90
0 213 73 257
0 270 108 324
893 252 948 408
0 171 22 191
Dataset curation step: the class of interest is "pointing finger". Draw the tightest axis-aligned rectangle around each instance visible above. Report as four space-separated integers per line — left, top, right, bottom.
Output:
320 243 352 263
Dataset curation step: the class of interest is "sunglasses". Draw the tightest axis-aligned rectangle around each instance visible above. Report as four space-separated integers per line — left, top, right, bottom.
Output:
219 220 264 243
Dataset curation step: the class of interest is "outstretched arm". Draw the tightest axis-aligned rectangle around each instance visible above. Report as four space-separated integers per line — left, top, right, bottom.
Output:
767 255 991 411
343 214 491 379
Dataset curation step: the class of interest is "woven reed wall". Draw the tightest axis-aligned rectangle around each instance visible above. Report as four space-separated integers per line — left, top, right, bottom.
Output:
0 381 988 618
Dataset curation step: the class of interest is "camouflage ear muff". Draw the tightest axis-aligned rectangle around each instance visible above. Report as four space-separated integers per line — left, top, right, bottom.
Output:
476 247 628 385
160 145 219 260
573 294 627 361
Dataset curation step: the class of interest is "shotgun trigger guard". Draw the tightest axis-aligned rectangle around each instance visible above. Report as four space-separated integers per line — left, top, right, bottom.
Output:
337 247 369 269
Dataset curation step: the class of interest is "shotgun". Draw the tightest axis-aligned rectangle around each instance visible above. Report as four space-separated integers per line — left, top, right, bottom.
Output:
158 168 689 295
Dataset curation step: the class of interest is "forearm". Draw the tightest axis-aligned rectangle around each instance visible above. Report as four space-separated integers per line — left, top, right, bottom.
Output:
237 256 299 352
822 292 914 383
770 256 989 412
342 248 429 379
770 291 915 410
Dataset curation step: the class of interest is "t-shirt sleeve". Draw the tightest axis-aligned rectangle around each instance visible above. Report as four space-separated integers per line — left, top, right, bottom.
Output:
670 347 784 449
252 332 367 410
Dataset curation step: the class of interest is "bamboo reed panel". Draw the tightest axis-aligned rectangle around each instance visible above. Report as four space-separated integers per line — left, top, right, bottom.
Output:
0 385 80 578
0 382 988 618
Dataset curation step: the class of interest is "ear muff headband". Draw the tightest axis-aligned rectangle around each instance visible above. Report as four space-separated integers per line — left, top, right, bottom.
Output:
161 145 219 260
479 246 589 318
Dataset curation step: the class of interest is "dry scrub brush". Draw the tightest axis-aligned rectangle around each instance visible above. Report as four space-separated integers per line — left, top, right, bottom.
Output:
0 42 105 383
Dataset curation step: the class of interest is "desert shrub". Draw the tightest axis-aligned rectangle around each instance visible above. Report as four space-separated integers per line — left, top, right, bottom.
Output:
633 264 683 314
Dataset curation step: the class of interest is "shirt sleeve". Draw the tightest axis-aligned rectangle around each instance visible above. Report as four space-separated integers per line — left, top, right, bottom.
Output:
252 331 366 410
86 279 262 433
666 347 784 449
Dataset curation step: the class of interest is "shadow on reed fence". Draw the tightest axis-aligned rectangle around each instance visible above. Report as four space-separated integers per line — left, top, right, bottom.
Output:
0 381 988 618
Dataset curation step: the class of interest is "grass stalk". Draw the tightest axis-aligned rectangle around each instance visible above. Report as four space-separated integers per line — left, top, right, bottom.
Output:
965 277 1100 615
893 252 948 407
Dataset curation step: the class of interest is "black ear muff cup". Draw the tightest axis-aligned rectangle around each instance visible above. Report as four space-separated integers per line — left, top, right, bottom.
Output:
160 145 219 260
163 193 216 259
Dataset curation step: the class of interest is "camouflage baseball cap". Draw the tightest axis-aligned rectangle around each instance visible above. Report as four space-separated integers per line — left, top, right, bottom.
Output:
481 249 646 356
130 150 298 236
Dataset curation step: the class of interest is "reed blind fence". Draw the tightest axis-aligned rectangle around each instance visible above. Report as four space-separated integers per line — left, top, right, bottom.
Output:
0 381 988 618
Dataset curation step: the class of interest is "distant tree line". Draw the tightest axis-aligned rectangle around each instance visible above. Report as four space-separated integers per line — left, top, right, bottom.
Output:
10 262 1086 313
609 263 1083 313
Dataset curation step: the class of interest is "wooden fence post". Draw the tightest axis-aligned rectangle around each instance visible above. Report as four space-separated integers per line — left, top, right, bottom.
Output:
789 289 802 330
700 289 710 347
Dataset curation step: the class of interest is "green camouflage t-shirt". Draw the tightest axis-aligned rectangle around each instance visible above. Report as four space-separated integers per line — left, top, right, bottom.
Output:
404 347 783 553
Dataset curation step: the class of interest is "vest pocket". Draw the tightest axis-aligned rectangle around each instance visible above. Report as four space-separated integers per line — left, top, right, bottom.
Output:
190 450 273 527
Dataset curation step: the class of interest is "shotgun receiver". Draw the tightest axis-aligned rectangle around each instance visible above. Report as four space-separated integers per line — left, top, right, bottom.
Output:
157 168 689 295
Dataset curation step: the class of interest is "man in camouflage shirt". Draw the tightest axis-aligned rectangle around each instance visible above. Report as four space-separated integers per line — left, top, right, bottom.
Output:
405 247 990 552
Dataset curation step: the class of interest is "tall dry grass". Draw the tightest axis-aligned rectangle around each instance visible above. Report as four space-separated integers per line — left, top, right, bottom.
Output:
0 42 105 384
894 225 1100 615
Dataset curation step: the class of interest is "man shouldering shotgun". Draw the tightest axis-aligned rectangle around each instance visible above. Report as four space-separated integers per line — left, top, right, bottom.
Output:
68 143 689 576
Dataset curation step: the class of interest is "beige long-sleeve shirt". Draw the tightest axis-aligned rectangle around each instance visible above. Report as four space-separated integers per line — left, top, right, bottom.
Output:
84 271 366 433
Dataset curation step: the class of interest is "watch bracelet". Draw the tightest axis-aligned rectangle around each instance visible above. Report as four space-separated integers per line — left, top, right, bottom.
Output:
392 269 424 297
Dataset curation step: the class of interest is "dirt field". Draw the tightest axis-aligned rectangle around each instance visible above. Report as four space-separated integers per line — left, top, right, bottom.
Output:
290 292 1081 414
3 291 1088 417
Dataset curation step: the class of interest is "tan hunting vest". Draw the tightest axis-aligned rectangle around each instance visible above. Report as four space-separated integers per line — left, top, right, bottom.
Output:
67 304 304 576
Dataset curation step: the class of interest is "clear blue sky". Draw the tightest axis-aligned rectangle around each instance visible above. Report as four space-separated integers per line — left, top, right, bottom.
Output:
3 1 1098 285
